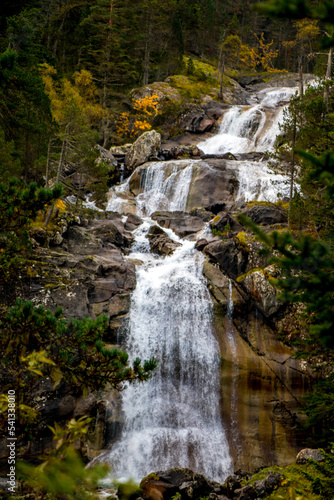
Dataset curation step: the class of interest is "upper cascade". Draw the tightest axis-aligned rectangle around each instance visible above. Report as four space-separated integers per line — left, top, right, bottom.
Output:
198 85 298 155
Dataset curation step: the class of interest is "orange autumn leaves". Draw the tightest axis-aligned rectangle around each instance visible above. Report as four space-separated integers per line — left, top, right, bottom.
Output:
117 94 159 139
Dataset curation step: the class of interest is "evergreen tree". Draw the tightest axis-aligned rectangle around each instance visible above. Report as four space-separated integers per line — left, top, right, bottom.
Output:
0 178 62 292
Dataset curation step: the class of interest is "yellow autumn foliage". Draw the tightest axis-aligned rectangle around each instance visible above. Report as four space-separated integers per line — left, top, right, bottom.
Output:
117 94 159 139
40 64 104 128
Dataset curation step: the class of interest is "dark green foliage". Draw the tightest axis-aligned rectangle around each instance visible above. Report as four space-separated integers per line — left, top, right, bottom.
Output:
254 0 312 19
1 299 157 396
17 416 110 499
277 82 334 241
0 178 62 286
300 375 334 447
0 48 53 180
0 126 22 179
18 445 109 500
309 449 334 496
256 0 334 48
0 177 62 232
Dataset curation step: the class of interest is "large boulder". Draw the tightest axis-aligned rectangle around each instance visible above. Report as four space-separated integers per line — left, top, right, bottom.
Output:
125 130 161 169
140 468 226 500
151 211 205 238
252 471 283 498
95 144 118 167
179 106 216 133
211 213 244 234
128 159 241 211
241 203 287 225
147 225 181 256
242 265 282 317
187 160 240 210
203 239 248 279
90 219 134 248
296 449 324 464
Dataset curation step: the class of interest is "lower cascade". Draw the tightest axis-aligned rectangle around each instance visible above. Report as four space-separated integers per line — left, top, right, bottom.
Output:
107 222 233 482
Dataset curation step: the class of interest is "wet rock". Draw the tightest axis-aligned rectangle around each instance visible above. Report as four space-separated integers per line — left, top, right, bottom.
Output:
202 153 238 160
211 213 244 234
225 475 241 498
242 265 281 317
96 144 118 167
147 225 181 256
296 449 324 464
205 202 227 215
151 211 205 238
195 238 209 251
179 106 215 133
241 204 287 225
125 130 161 169
162 145 204 160
203 239 248 279
141 468 215 500
203 101 230 121
234 484 258 500
187 159 239 210
234 152 267 162
129 159 240 211
73 393 97 417
126 213 143 227
190 207 213 221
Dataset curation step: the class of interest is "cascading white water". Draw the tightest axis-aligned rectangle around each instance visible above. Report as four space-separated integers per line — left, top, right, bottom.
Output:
108 231 232 482
198 86 297 156
197 85 299 203
106 160 196 214
234 160 290 202
198 105 267 154
136 161 194 215
104 161 233 483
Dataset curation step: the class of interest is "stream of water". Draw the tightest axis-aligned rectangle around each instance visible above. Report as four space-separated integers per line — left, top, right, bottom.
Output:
102 83 299 483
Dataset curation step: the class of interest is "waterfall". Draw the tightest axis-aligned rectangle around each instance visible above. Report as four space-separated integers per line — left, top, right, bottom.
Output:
234 160 290 202
99 82 302 483
108 231 232 482
198 86 297 156
104 159 233 483
196 85 300 203
136 161 194 216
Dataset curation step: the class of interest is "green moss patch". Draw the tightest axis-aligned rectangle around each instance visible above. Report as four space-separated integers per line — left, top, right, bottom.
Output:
244 457 334 499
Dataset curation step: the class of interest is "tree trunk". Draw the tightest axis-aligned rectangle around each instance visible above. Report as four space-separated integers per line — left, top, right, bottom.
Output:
298 54 304 97
56 135 67 183
217 42 224 80
45 138 52 188
288 115 297 228
142 12 152 86
324 47 333 109
45 132 67 227
219 55 225 101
